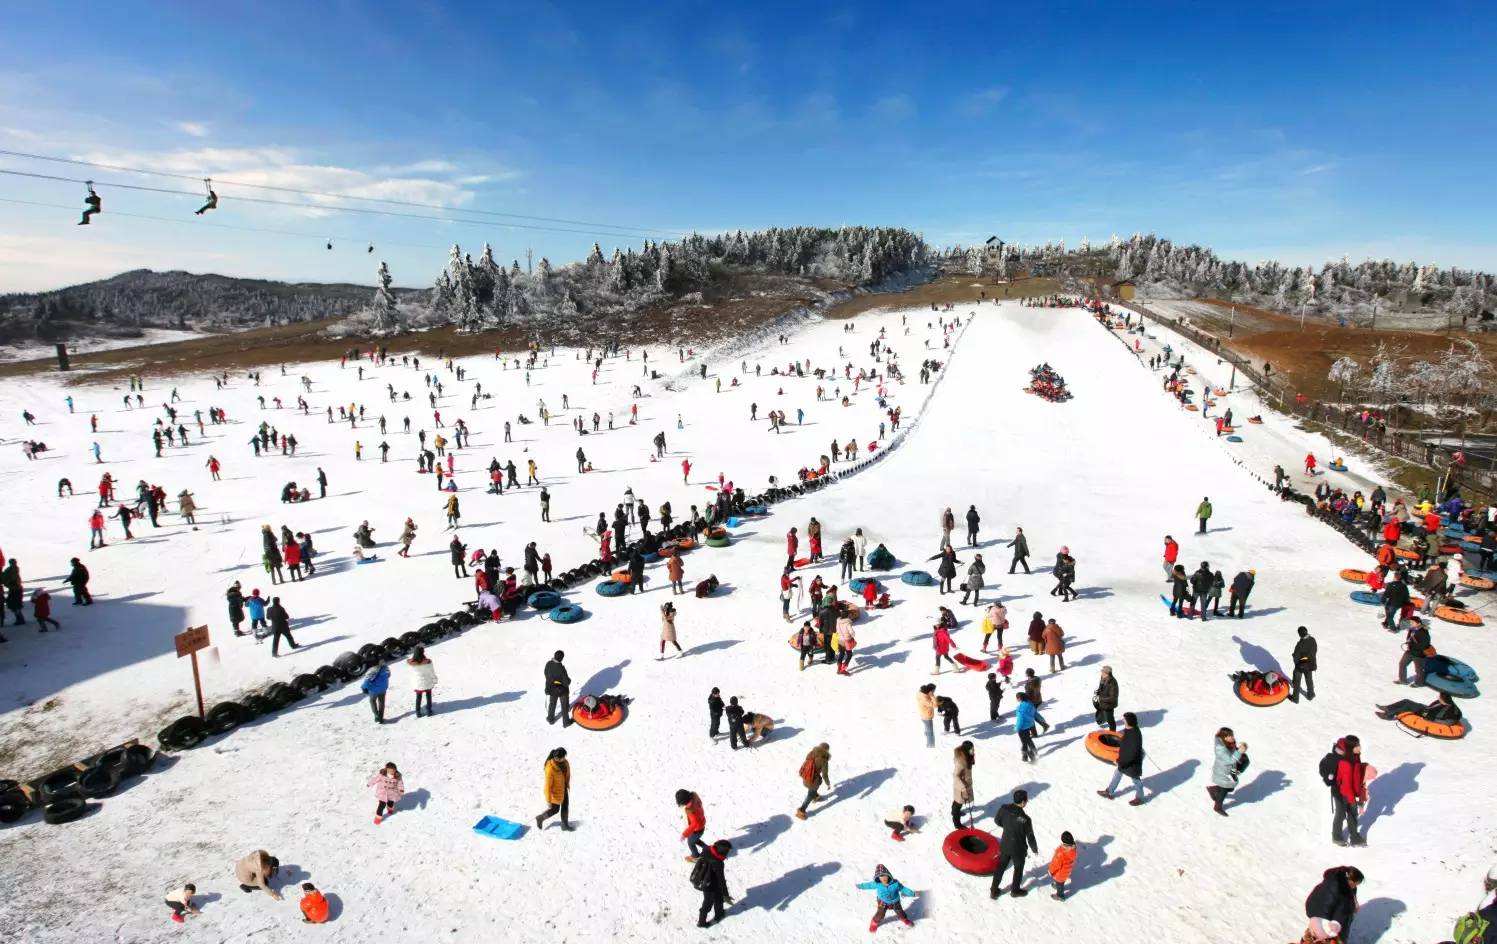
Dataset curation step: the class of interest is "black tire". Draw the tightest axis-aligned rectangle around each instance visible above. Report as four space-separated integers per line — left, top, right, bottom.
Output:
265 682 298 708
77 765 120 799
121 745 155 777
0 779 18 795
240 692 270 717
0 789 28 824
381 635 404 652
39 767 80 803
315 665 342 687
43 797 88 825
292 673 324 695
419 625 442 645
357 643 384 664
207 701 251 734
399 631 422 649
166 715 209 749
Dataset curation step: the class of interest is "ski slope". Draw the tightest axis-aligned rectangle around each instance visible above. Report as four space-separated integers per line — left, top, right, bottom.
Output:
0 301 1490 944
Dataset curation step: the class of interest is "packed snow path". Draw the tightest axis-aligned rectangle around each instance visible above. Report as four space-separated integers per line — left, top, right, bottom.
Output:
0 302 1489 943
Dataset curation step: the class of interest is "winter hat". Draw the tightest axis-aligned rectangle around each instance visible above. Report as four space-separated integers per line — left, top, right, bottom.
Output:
1061 546 1069 555
872 864 893 884
1060 831 1075 846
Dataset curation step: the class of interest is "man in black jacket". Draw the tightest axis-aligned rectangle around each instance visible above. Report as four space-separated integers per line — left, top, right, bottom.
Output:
1381 571 1410 630
1093 666 1119 730
708 687 724 739
965 505 980 547
724 697 746 750
694 839 734 927
67 558 92 605
1290 626 1317 702
267 597 298 656
1189 562 1214 622
1227 569 1255 617
628 550 646 593
1007 528 1030 574
1304 865 1362 942
1396 617 1430 687
450 536 468 578
988 789 1038 898
838 538 856 581
545 651 572 726
1097 712 1147 805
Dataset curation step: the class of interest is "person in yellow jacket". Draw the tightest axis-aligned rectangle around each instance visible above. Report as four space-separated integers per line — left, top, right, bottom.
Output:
917 684 937 748
536 747 572 831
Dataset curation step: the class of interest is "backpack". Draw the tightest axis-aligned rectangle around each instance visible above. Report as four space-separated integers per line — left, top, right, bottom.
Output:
1453 910 1490 944
1317 750 1339 788
798 754 817 786
689 856 711 891
1234 753 1251 776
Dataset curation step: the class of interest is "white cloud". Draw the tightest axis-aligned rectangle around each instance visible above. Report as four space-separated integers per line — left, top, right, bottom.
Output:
870 94 915 122
960 86 1010 117
175 121 210 138
0 232 229 292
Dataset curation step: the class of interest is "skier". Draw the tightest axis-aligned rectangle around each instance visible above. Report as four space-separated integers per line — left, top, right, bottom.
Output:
545 650 572 726
408 646 437 717
368 762 404 824
1007 527 1030 574
988 789 1038 898
857 864 918 931
794 742 832 820
1096 712 1147 805
535 747 573 831
1208 727 1248 816
1290 626 1317 702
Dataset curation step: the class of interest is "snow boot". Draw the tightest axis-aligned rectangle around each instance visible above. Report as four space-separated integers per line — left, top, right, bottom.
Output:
869 919 879 933
890 830 904 841
795 810 807 820
171 913 184 924
1096 790 1115 800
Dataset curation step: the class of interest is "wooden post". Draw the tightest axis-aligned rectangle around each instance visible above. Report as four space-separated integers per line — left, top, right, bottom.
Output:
174 625 211 720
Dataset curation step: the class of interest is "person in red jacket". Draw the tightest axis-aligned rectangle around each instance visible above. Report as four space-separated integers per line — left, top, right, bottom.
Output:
681 458 692 484
89 510 107 548
786 527 799 570
677 789 707 861
933 624 956 673
1332 735 1369 847
283 540 303 581
1382 518 1402 544
1162 535 1179 578
32 588 60 631
1305 453 1317 474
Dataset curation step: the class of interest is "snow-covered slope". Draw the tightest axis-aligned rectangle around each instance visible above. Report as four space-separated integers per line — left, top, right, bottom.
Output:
0 301 1489 943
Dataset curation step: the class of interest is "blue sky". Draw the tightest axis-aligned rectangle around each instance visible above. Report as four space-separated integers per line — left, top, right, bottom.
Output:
1 1 1494 291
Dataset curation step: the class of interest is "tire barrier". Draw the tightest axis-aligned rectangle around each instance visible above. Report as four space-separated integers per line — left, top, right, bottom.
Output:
207 701 252 735
550 604 586 624
357 643 385 665
315 665 343 687
334 652 366 679
418 624 444 645
264 683 299 710
159 716 208 751
0 789 28 824
43 797 89 825
292 673 325 696
76 765 120 799
242 692 272 716
39 768 80 803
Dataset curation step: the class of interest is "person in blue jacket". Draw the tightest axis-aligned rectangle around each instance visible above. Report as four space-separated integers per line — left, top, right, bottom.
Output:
245 590 268 637
1015 692 1038 763
360 663 390 724
857 864 916 931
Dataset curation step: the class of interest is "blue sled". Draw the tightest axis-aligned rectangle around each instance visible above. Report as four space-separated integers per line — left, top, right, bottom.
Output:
1159 593 1198 617
473 815 526 840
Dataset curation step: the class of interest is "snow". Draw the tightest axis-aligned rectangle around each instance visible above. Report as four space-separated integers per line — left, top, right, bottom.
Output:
0 328 205 364
1 300 1492 943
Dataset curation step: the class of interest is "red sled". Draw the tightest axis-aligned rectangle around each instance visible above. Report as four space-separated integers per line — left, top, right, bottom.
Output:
793 557 810 567
705 485 718 491
954 653 990 672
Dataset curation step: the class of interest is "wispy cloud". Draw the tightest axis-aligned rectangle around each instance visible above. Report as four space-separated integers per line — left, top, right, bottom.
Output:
870 94 915 122
174 120 209 138
960 86 1010 117
0 231 228 292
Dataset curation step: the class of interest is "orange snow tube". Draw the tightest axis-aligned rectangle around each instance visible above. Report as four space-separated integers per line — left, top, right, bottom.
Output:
1085 730 1121 764
571 700 626 731
787 631 824 650
1393 547 1421 561
610 569 634 584
669 538 697 552
1459 575 1496 591
1234 675 1291 707
1185 404 1199 412
1395 712 1468 740
1248 417 1264 424
1435 606 1484 626
1339 568 1369 583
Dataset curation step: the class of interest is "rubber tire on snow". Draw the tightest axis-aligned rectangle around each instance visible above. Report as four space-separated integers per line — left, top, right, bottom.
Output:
121 745 155 777
43 797 88 825
76 765 120 799
315 665 343 688
160 715 208 751
39 768 81 803
207 701 251 734
0 790 28 824
292 673 325 695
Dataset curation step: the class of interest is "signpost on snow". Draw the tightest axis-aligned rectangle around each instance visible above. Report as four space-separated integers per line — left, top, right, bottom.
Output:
174 625 211 720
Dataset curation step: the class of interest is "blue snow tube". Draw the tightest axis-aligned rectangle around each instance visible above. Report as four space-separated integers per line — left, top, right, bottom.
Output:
725 517 744 528
848 577 881 594
596 580 628 597
867 548 896 571
1349 590 1382 605
1225 435 1244 443
1426 663 1481 699
528 590 562 611
643 552 661 563
549 604 585 624
1328 462 1348 472
901 570 936 587
744 505 768 516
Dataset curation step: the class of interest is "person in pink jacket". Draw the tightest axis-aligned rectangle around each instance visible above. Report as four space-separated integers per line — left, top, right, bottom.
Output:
368 762 405 825
933 624 956 674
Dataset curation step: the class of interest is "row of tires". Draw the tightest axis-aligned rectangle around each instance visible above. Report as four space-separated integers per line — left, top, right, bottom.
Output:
2 743 157 827
157 609 485 752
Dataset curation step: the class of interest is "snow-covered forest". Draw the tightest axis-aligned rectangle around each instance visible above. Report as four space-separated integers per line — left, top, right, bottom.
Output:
354 226 929 334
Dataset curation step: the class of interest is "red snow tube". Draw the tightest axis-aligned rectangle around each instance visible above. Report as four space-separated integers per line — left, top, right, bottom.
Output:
1085 730 1121 764
954 653 990 672
571 699 626 731
1234 675 1290 707
1339 568 1369 584
942 828 1001 875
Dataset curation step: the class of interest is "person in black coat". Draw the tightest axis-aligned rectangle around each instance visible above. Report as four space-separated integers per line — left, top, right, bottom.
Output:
628 550 646 594
1007 528 1030 574
1396 617 1430 686
1093 666 1119 730
450 536 468 578
1381 572 1410 630
988 790 1038 898
1303 865 1362 943
965 505 980 546
708 687 724 739
985 672 1004 721
267 597 298 656
1290 626 1317 702
68 558 93 606
1098 712 1147 804
1189 562 1214 622
695 839 734 927
1168 565 1190 618
1227 570 1255 617
838 539 856 581
724 697 746 750
936 548 958 594
545 651 572 726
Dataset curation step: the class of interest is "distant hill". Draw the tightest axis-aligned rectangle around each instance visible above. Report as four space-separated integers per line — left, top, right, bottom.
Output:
0 269 426 343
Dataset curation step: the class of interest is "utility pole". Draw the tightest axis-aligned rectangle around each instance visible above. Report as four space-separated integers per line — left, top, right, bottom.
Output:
1229 305 1236 339
526 248 533 275
1371 296 1378 331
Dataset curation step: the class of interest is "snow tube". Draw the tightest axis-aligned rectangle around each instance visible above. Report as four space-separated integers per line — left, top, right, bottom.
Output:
901 570 935 586
744 505 768 516
76 765 120 799
571 700 626 731
868 549 896 570
1435 606 1484 627
42 798 89 825
610 569 636 584
1441 544 1463 556
1349 590 1382 605
527 591 562 610
1425 657 1480 698
549 604 585 624
1339 568 1369 583
1395 712 1468 740
725 517 744 528
1426 674 1481 699
848 577 881 594
1328 463 1348 472
1085 730 1121 764
1393 547 1420 561
1185 404 1199 411
0 790 28 824
1460 575 1496 591
954 653 990 672
1234 675 1291 707
705 530 731 548
671 538 697 552
1226 435 1243 443
942 828 1001 875
596 580 628 597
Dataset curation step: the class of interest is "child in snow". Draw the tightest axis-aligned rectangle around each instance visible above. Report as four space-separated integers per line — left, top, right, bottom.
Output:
164 883 200 923
246 589 268 638
883 805 919 842
985 673 1005 721
32 588 59 631
1048 832 1077 899
408 646 437 717
857 864 916 931
368 762 404 824
935 695 961 735
996 647 1014 681
361 663 390 723
298 883 330 923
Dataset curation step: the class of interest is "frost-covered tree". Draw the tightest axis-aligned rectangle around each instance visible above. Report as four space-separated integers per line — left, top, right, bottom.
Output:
1327 356 1361 400
370 261 403 333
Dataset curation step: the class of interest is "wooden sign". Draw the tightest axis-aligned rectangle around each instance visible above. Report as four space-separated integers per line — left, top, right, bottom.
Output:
174 625 211 719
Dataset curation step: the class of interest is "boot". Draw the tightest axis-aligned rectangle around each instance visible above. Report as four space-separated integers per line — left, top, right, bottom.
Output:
890 829 904 842
869 919 879 933
171 912 185 923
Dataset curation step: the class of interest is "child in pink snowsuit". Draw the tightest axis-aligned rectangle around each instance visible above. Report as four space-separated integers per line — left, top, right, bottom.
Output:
368 763 405 824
